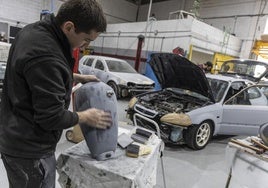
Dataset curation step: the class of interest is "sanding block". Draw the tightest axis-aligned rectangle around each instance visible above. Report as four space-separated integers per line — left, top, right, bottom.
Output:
118 133 134 149
126 143 152 158
126 144 140 158
131 133 148 144
136 128 153 139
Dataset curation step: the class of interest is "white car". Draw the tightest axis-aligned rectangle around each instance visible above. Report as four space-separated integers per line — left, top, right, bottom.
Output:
127 53 268 150
79 55 155 98
0 61 6 97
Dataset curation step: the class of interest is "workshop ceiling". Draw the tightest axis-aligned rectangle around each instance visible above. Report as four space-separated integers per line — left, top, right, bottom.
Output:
125 0 169 5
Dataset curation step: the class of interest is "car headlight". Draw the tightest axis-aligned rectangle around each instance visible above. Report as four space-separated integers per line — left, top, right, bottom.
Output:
142 81 151 84
128 97 138 109
127 82 136 87
160 113 192 126
119 79 127 85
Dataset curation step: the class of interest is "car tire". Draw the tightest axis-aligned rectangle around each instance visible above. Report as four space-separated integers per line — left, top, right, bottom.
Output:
183 121 212 150
108 81 120 99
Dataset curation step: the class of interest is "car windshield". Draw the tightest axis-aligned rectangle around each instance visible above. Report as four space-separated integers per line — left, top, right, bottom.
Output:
106 60 137 73
0 62 6 80
219 60 268 81
207 78 228 102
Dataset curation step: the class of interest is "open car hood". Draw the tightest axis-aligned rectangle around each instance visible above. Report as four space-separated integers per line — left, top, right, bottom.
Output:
219 59 268 82
148 53 215 102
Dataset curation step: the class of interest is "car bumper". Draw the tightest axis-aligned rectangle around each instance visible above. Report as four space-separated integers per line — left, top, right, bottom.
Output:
119 85 154 97
130 111 186 144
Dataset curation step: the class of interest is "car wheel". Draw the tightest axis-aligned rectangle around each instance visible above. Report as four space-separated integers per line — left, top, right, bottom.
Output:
108 81 120 98
183 121 212 150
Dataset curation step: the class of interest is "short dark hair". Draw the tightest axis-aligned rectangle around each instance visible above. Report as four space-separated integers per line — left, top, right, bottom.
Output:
205 61 213 67
55 0 107 33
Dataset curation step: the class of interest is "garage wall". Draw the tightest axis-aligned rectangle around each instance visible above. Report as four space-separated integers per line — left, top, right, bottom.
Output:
137 0 195 21
199 0 268 59
91 17 241 67
0 0 43 25
99 0 137 23
191 50 213 65
136 0 268 59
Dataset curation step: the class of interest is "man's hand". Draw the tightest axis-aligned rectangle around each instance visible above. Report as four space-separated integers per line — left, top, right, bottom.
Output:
77 108 112 129
73 73 100 84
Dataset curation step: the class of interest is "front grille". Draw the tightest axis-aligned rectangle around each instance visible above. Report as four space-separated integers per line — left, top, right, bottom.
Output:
134 104 158 118
127 83 154 89
133 84 154 89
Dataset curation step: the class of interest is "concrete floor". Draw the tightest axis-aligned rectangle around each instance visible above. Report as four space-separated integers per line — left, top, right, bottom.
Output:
0 98 235 188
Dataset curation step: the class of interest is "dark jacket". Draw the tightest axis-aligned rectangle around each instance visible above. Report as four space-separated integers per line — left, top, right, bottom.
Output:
0 14 79 158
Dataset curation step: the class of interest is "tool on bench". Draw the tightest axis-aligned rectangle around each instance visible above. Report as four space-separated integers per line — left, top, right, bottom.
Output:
126 143 152 158
251 137 268 151
230 138 265 154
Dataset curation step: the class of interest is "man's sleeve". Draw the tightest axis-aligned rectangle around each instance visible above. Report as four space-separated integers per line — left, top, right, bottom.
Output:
24 60 79 130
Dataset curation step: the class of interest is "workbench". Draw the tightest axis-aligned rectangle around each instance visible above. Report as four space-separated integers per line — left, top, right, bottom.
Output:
56 131 162 188
225 137 268 188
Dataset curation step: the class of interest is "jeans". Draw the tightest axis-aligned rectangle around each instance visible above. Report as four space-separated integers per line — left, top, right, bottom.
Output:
1 153 56 188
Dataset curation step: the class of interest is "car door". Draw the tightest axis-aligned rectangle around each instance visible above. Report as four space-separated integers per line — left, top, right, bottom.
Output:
79 57 95 75
92 59 108 82
219 85 268 135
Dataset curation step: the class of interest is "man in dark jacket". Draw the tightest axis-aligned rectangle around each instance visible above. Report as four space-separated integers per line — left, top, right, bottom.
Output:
0 0 111 187
199 61 213 73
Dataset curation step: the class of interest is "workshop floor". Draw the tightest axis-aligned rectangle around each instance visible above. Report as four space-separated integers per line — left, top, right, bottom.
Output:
0 98 237 188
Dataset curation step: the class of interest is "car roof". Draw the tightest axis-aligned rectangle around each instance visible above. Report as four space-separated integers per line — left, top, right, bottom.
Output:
82 55 126 62
228 58 268 65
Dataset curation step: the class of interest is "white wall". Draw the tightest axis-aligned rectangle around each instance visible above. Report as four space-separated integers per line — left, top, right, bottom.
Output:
92 17 241 59
0 0 44 25
199 0 268 58
135 0 268 59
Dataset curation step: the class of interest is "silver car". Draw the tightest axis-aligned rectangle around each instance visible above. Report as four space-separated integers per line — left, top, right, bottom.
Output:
79 55 155 98
127 53 268 150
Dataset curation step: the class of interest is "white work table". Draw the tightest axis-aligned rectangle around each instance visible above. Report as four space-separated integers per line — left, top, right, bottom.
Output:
56 129 162 188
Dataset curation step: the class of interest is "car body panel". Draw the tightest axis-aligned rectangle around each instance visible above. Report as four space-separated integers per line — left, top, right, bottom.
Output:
186 103 222 130
148 53 215 102
219 105 268 135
